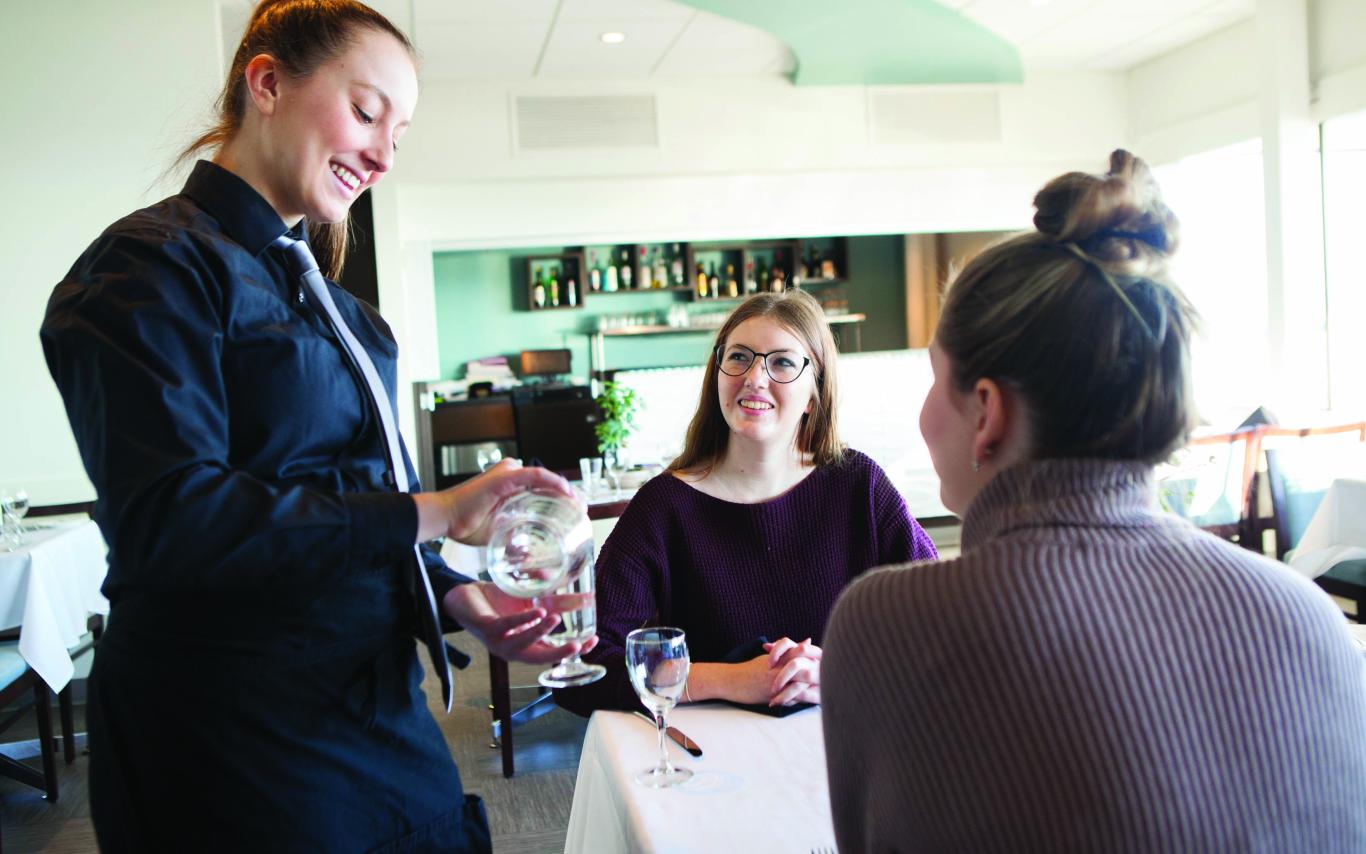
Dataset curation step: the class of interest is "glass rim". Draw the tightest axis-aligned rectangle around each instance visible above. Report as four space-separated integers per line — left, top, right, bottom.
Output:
626 626 686 644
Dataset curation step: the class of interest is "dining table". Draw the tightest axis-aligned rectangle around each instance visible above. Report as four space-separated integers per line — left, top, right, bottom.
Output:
563 703 836 854
0 519 108 691
1287 478 1366 579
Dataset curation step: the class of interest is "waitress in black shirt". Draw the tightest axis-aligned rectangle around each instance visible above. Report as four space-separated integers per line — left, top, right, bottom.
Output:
39 2 588 851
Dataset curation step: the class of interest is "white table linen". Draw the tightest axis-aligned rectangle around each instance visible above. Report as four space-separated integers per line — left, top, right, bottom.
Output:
564 704 836 854
0 520 109 690
1288 478 1366 578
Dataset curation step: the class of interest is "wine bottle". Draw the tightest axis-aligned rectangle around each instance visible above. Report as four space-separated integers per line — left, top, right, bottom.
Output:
708 262 719 299
606 253 619 292
532 265 546 308
638 246 650 290
745 261 757 294
725 263 738 298
567 276 577 307
653 249 667 290
549 268 560 306
696 262 708 298
589 251 602 292
620 249 633 289
670 243 684 286
756 258 769 293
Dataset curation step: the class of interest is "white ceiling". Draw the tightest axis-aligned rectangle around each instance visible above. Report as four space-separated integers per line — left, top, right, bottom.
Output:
220 0 1256 81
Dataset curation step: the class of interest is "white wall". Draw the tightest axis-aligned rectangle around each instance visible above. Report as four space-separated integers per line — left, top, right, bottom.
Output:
1 0 221 503
1128 0 1366 163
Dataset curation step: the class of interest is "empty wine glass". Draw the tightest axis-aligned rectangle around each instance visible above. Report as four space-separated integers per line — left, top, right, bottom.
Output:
626 627 692 787
485 488 604 688
0 490 28 548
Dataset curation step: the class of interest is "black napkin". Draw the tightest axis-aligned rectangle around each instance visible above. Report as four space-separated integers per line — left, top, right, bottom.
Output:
718 636 815 718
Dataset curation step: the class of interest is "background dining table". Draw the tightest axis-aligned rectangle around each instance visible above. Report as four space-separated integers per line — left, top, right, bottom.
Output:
564 703 836 854
1287 478 1366 579
0 519 108 691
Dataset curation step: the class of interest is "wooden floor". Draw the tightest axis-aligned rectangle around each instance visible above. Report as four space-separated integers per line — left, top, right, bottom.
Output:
0 650 589 853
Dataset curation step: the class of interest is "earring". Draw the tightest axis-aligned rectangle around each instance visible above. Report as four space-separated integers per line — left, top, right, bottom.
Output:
971 459 981 472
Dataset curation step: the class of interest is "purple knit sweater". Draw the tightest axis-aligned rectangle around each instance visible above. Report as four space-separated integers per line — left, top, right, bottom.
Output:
823 458 1366 852
556 449 939 715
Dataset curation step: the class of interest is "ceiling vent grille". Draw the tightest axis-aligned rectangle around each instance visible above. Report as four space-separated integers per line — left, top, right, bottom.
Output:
868 89 1002 145
514 95 659 151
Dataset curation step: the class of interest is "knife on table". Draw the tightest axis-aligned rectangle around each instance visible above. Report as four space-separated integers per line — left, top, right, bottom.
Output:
633 711 703 757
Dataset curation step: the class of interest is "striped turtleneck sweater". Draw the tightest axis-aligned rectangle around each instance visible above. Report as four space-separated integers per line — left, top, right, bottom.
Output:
823 458 1366 853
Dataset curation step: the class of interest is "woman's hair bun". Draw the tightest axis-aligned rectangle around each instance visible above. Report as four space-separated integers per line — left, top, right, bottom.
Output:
1031 149 1179 279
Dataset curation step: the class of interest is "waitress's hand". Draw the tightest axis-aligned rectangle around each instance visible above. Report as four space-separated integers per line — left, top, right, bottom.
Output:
443 581 599 664
413 458 578 545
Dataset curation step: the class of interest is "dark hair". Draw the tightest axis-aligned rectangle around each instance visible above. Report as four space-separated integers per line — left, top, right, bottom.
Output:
670 289 844 475
177 0 414 279
936 149 1198 465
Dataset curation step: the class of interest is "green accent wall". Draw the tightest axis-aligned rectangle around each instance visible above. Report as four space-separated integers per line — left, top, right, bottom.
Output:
676 0 1021 86
432 235 908 381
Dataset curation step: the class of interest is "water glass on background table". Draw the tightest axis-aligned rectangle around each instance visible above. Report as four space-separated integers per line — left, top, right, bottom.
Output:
484 488 604 688
626 627 692 787
0 489 28 549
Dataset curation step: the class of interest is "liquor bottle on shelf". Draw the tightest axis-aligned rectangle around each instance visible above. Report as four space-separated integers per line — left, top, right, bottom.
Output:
567 275 578 307
653 249 667 290
756 258 769 293
821 251 837 280
725 263 738 298
532 265 546 308
619 249 633 289
589 251 602 292
707 262 720 299
807 244 821 280
548 267 561 306
670 243 684 287
696 262 708 298
745 261 757 294
605 252 619 292
638 246 650 290
798 251 810 282
772 252 786 292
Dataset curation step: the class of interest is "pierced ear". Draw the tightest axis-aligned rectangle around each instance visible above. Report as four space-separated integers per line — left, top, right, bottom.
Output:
242 54 283 117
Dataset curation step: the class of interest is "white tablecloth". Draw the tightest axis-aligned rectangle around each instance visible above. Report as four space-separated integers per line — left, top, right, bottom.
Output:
1287 478 1366 578
564 704 836 854
0 520 109 690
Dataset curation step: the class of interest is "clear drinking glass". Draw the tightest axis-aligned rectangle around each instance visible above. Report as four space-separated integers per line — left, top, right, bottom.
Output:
0 490 27 548
626 627 692 787
485 488 604 687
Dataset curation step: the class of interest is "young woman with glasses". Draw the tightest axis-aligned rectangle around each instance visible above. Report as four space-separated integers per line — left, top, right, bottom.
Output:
556 289 938 715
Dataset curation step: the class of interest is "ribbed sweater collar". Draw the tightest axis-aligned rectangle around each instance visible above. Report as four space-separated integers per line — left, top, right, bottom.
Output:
959 458 1157 550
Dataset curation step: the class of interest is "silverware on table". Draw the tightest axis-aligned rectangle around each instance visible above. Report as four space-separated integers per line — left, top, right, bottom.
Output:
632 710 703 757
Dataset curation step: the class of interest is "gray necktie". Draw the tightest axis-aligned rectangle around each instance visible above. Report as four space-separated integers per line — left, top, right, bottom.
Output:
272 233 452 711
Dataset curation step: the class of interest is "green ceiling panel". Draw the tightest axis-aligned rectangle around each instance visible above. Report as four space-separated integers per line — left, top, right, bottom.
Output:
676 0 1022 86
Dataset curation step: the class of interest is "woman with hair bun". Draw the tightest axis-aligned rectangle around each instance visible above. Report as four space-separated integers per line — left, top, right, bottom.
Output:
822 151 1366 852
556 289 938 716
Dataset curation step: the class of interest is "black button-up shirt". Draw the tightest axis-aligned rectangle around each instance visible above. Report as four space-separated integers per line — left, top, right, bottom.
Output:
42 160 465 659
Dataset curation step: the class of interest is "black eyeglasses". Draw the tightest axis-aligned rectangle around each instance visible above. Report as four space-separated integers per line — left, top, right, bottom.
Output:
714 344 811 384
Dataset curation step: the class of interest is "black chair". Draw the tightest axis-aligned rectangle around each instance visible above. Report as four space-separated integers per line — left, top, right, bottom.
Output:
1156 427 1264 550
0 644 59 803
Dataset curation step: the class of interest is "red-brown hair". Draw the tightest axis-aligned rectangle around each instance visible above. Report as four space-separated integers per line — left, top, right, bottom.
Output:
177 0 414 279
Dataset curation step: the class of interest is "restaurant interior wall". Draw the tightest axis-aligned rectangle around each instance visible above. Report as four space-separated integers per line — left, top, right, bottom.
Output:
430 235 908 381
0 0 221 503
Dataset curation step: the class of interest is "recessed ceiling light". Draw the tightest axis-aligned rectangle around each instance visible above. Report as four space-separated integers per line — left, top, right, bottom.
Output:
600 31 626 44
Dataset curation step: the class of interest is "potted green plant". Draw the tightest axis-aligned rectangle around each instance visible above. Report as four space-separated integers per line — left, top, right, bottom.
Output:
594 381 640 479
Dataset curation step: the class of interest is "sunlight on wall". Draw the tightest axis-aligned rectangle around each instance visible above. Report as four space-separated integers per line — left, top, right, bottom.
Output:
1154 141 1270 424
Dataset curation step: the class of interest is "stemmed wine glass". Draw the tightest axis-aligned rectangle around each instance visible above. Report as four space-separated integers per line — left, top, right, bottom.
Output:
626 627 691 787
0 490 29 549
484 488 605 688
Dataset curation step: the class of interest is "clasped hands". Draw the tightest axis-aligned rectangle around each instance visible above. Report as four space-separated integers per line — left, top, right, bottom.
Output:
415 458 599 665
690 637 822 708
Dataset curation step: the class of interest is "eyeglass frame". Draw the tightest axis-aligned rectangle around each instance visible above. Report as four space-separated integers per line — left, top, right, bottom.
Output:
713 344 812 384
